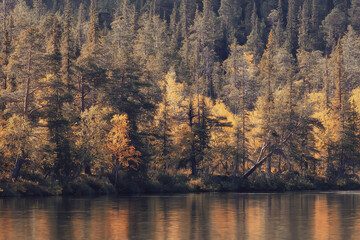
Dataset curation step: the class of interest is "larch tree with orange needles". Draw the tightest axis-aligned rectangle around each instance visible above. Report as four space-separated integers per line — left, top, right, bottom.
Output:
107 114 140 186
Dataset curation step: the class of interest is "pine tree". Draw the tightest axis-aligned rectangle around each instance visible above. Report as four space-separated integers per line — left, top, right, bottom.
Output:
343 25 360 90
259 31 277 180
219 0 241 42
349 0 360 33
44 15 76 181
310 0 322 50
222 41 254 173
186 0 220 100
246 3 264 64
331 40 347 177
87 0 100 52
322 7 347 52
179 0 196 41
298 0 312 52
46 15 61 75
152 71 177 172
76 0 106 112
169 2 179 53
284 0 298 55
60 0 74 93
75 3 85 58
33 0 46 22
111 0 136 55
0 30 11 90
297 50 323 93
7 25 46 117
277 0 284 23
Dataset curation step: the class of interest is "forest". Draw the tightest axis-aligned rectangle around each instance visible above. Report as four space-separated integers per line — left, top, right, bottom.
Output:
1 0 360 196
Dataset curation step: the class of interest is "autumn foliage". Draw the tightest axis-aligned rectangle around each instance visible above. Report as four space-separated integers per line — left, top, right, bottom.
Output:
2 0 360 194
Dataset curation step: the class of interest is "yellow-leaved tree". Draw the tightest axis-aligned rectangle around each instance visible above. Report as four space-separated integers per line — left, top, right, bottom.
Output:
73 106 112 175
151 70 186 173
0 114 53 181
107 114 140 185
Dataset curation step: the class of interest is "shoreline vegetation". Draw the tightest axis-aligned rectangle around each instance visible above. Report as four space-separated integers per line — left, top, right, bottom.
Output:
1 171 360 197
2 0 360 198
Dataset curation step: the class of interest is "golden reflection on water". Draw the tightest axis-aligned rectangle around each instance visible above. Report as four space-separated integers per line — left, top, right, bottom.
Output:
1 192 360 240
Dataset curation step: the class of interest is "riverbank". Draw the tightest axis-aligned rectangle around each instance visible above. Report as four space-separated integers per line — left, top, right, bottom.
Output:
1 171 360 197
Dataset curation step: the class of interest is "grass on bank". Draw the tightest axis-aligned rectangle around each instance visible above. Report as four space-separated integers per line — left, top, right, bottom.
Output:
1 170 360 197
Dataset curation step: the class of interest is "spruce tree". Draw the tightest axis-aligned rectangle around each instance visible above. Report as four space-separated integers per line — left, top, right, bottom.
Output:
284 0 298 55
332 41 347 177
298 0 312 52
0 30 11 90
33 0 46 22
45 15 75 180
7 26 46 117
75 3 85 58
259 31 277 180
246 3 264 64
76 0 105 112
349 0 360 33
60 0 74 93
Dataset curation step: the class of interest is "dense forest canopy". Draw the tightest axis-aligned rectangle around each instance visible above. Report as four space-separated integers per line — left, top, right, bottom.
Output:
1 0 360 194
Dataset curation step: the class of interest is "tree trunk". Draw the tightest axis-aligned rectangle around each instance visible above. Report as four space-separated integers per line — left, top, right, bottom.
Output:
190 142 197 177
242 152 274 181
3 0 6 33
85 163 92 175
24 51 32 116
233 127 240 177
114 158 119 188
10 157 24 181
278 155 282 173
266 155 272 181
242 123 300 181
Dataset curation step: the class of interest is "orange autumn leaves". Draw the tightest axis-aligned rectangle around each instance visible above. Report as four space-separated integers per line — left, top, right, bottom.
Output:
107 114 140 170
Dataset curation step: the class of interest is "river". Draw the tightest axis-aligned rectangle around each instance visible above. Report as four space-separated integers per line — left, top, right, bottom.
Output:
1 192 360 239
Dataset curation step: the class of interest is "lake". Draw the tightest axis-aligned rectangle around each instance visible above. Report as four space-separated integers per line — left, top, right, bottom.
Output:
1 192 360 239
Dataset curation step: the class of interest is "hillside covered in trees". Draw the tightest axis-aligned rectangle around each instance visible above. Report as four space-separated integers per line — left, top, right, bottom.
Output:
1 0 360 195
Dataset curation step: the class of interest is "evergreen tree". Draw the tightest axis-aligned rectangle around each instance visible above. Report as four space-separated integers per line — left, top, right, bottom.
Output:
75 3 85 58
219 0 241 43
152 71 178 172
343 26 360 90
46 15 61 75
76 0 106 112
310 0 322 50
284 0 298 55
298 0 312 52
0 30 11 90
44 15 76 181
33 0 46 22
6 25 46 118
60 0 74 93
322 7 347 52
258 31 277 180
186 0 220 100
111 0 136 55
222 41 253 173
246 3 264 64
169 2 179 53
349 0 360 33
331 41 348 177
179 0 196 41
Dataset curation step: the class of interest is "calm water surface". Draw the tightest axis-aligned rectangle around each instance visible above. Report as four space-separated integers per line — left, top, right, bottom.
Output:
1 192 360 240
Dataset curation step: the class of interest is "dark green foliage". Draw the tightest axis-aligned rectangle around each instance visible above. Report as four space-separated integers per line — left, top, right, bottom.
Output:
284 0 298 55
1 0 360 196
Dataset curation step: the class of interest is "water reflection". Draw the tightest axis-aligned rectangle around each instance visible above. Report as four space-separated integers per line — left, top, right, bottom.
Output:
1 192 360 239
